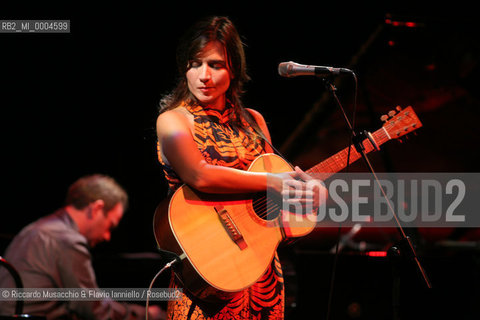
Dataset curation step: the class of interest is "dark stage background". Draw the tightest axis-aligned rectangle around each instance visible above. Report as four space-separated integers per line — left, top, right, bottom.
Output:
1 2 479 319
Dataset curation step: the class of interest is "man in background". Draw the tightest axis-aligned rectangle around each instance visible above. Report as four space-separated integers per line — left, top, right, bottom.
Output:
0 174 164 320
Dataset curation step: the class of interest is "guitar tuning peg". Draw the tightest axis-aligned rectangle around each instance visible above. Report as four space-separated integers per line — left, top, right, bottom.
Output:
396 106 402 111
388 110 396 117
380 115 389 122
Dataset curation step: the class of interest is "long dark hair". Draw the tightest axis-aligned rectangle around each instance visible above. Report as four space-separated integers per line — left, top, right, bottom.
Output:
159 16 262 139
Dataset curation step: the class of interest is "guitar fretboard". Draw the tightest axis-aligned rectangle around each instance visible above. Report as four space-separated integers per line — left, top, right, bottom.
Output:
306 127 391 179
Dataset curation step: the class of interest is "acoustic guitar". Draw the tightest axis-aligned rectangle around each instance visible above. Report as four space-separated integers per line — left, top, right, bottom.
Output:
153 106 422 301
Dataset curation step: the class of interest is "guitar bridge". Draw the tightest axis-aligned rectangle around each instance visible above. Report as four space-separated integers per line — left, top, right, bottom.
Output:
214 204 247 250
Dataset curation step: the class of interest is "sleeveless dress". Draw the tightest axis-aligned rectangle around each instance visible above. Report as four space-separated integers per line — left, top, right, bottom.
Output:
157 103 285 319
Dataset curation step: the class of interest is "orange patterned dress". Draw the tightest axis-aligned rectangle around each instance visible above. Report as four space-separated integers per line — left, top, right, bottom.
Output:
157 103 284 319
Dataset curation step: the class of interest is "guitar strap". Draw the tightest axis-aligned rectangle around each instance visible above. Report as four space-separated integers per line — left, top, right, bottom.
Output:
245 109 294 168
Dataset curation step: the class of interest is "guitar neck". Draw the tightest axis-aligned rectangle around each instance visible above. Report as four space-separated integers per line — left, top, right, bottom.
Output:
306 127 391 178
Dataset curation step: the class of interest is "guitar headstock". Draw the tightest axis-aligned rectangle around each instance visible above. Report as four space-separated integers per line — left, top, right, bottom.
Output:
381 106 422 140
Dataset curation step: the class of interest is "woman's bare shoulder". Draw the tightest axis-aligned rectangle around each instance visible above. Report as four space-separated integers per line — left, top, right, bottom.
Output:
157 106 193 133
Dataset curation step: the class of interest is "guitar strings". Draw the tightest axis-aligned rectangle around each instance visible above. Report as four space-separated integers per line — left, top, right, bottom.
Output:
252 195 281 220
247 115 410 221
247 120 396 220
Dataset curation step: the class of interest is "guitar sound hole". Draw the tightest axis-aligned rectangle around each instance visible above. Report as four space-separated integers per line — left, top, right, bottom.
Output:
251 192 281 221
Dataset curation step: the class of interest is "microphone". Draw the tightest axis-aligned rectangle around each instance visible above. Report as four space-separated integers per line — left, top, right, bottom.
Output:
278 61 352 78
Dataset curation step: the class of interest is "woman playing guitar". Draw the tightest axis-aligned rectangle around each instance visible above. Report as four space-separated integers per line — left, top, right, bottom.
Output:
155 16 325 320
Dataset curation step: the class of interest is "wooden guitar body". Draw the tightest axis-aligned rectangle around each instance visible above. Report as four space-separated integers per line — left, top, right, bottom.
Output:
153 154 316 301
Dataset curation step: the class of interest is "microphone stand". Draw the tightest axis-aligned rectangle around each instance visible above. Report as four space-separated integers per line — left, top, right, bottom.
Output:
321 75 431 318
